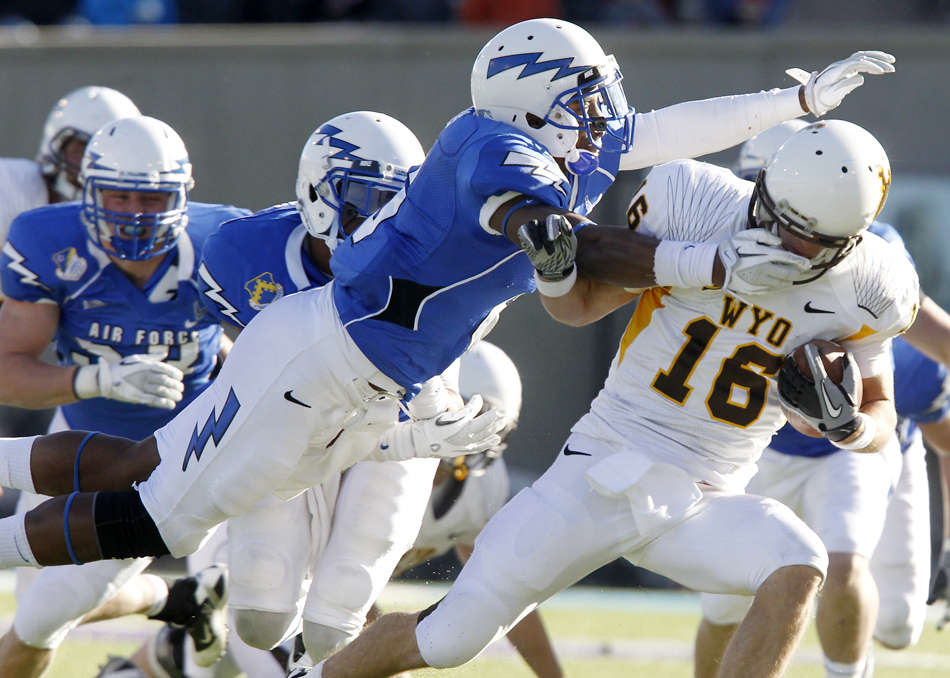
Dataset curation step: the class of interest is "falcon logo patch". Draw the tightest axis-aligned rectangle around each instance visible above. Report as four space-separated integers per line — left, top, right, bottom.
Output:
52 247 88 281
245 272 284 311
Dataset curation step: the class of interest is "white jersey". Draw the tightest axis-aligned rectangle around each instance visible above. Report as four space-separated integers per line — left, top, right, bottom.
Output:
573 160 919 489
0 158 47 244
0 158 48 303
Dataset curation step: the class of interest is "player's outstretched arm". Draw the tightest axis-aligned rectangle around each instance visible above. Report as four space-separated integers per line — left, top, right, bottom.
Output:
621 51 894 171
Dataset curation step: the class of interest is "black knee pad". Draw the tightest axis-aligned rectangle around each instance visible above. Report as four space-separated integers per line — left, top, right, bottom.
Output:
93 490 171 559
417 596 444 625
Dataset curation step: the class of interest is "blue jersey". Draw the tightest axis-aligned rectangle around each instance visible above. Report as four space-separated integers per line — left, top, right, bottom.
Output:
0 200 250 440
331 109 619 395
769 220 922 458
198 203 332 328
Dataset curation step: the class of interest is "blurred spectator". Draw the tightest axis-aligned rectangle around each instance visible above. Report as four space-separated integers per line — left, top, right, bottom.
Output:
0 0 75 24
597 0 674 25
78 0 178 24
682 0 794 26
459 0 563 24
177 0 327 22
327 0 453 21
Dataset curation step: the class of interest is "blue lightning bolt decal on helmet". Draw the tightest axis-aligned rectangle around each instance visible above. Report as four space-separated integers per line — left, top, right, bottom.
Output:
471 18 635 172
295 111 426 251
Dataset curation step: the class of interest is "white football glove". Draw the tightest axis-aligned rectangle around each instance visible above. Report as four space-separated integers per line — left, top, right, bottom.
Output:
717 229 811 296
786 50 895 117
517 213 578 281
371 394 506 463
73 355 185 410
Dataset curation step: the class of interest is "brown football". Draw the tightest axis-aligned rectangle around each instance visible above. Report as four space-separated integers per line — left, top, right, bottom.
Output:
781 339 863 438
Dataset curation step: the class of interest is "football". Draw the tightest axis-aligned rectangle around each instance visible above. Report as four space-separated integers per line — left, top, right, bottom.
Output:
781 339 862 438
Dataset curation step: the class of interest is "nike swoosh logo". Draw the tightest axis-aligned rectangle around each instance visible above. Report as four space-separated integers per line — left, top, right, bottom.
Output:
735 250 761 258
563 445 592 457
283 391 311 408
184 319 200 328
804 302 834 314
820 382 843 417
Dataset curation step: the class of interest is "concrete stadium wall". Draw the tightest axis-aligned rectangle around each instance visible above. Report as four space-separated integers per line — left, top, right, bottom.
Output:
1 24 948 475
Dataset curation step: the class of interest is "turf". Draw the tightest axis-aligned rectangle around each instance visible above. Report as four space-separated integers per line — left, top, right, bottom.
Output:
12 581 949 678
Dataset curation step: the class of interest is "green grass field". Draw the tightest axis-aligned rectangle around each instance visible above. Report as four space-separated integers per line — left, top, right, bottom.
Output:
9 579 949 678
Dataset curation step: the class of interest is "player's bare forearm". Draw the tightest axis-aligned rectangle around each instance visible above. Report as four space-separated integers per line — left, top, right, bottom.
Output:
846 373 896 453
540 275 638 327
0 353 79 409
919 417 950 540
505 610 565 678
574 224 661 289
903 295 950 368
0 298 76 408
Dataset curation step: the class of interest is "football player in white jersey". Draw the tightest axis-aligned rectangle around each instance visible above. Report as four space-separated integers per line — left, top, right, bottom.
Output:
0 23 898 676
693 121 950 678
310 120 917 678
0 86 141 257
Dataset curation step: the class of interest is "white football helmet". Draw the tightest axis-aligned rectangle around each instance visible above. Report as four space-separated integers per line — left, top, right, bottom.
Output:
295 111 424 251
453 340 523 478
80 116 194 261
37 86 141 201
753 120 891 279
733 119 809 181
471 18 634 166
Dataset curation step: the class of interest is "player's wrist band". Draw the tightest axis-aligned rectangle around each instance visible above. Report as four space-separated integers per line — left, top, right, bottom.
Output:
830 413 876 451
653 240 718 289
535 266 577 297
73 364 100 400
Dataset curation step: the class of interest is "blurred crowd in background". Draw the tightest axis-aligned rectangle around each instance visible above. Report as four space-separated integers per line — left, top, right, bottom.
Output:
3 0 950 30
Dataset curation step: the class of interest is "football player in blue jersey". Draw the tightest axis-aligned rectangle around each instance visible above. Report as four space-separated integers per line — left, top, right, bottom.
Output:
0 115 250 678
200 115 562 677
0 86 142 449
0 18 897 673
692 123 950 678
198 110 438 673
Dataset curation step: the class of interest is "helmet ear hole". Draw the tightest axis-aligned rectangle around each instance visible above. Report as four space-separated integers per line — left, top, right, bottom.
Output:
526 113 546 129
309 184 318 203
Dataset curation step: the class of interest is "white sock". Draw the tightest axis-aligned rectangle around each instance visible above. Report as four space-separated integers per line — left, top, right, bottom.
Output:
862 651 875 678
0 513 38 567
143 573 170 617
0 436 38 493
825 656 868 678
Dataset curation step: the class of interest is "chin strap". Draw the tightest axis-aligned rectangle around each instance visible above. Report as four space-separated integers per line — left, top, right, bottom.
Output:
565 148 599 176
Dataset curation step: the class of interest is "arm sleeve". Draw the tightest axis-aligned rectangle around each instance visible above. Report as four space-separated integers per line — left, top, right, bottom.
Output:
620 87 805 171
